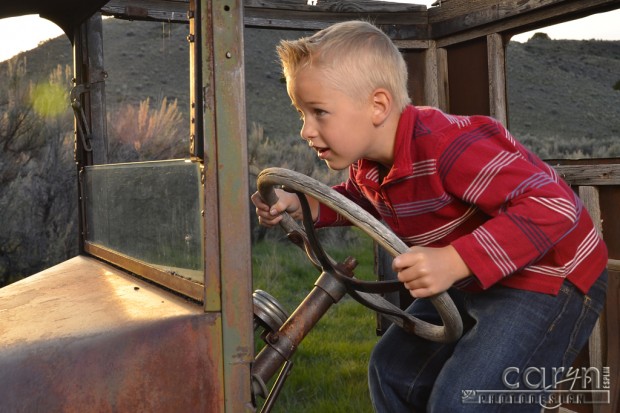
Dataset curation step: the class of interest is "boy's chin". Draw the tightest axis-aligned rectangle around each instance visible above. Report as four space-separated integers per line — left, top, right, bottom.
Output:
324 161 350 171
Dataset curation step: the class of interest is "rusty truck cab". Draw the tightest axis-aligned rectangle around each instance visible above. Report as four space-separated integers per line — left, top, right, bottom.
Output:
0 1 619 412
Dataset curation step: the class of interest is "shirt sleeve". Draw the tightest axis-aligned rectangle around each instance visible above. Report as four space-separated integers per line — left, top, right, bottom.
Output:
442 118 582 289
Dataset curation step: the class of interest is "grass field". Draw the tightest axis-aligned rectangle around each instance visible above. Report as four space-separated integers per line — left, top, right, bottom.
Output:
252 230 380 412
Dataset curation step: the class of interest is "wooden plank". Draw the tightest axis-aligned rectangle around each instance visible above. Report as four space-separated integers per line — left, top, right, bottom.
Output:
552 164 620 186
579 186 605 413
423 42 440 107
394 40 431 49
429 0 569 23
432 0 620 47
487 33 507 127
101 0 427 35
436 47 449 111
580 186 603 233
429 0 619 38
102 0 189 22
243 9 427 35
243 0 427 32
605 268 620 412
244 0 426 13
608 259 620 272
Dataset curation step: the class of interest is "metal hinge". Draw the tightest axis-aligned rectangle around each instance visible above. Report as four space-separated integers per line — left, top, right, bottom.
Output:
70 84 93 152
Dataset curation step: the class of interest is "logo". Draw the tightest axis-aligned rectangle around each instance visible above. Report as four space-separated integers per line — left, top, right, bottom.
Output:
462 366 611 409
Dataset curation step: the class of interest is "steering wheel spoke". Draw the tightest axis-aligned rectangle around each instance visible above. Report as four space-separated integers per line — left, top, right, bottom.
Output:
257 167 463 343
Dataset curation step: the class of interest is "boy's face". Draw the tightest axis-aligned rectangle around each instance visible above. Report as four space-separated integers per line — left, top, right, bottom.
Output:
288 65 385 170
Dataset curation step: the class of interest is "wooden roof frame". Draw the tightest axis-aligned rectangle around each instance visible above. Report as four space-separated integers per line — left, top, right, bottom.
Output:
2 0 616 46
98 0 620 42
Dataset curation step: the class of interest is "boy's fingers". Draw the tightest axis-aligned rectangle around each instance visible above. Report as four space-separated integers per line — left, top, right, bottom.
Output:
250 192 268 209
258 213 282 227
270 199 290 216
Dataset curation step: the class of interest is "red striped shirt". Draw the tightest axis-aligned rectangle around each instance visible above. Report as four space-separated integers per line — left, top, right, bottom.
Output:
316 105 607 295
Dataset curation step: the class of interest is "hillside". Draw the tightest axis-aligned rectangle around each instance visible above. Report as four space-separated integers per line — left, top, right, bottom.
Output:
506 36 620 157
0 18 619 284
2 19 619 147
0 19 620 145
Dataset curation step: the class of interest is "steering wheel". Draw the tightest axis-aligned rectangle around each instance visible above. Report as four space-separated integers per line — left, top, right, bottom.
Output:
257 167 463 343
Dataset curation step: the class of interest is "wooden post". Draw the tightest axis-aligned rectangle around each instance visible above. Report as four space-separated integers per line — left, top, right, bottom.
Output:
487 33 507 127
436 46 449 112
579 186 606 413
423 42 438 108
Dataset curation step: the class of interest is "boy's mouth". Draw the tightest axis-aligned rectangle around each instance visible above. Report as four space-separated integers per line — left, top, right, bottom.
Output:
314 146 330 159
309 141 330 159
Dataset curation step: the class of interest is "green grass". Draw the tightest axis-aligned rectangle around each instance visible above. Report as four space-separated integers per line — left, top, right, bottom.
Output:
252 230 379 413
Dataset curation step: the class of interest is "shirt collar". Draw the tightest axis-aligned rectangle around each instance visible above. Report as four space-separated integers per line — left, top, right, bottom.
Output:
353 105 418 187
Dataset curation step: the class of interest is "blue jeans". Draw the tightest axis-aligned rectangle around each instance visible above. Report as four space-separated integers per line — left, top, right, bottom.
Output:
368 270 608 412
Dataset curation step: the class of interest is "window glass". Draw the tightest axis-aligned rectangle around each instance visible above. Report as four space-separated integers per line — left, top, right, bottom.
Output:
84 160 204 283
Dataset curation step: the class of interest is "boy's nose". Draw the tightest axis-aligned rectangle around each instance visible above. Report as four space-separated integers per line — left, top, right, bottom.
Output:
300 120 316 142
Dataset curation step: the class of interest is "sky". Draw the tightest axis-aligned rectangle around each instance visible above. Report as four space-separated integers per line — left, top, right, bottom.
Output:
0 1 618 62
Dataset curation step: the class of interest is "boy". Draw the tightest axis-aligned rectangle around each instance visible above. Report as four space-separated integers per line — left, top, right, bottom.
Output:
251 20 608 412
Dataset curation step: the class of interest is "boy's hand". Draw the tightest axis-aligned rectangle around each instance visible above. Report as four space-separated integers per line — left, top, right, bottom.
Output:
392 245 471 298
251 189 303 227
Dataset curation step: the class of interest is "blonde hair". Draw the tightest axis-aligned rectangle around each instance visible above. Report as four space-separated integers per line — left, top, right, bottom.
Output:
277 20 411 111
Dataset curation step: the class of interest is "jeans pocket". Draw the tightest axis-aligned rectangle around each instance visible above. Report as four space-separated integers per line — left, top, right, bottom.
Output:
562 270 608 367
584 269 608 315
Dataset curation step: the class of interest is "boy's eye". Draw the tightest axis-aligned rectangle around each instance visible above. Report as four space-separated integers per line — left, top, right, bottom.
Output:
314 109 327 117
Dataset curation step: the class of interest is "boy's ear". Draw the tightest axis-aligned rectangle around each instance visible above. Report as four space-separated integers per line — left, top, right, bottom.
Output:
370 88 392 126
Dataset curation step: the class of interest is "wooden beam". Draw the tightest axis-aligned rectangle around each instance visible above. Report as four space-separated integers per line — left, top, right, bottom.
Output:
243 0 428 33
101 0 189 22
552 164 620 186
579 186 606 413
392 40 431 49
423 43 440 107
429 0 571 24
243 9 427 36
436 47 449 111
101 0 428 36
487 33 507 127
604 267 620 412
429 0 620 46
243 0 426 13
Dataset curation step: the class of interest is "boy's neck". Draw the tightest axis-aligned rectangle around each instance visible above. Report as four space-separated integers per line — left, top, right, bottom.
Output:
372 108 401 169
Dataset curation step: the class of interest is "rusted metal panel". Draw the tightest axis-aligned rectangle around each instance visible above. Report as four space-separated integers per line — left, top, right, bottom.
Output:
0 256 222 412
